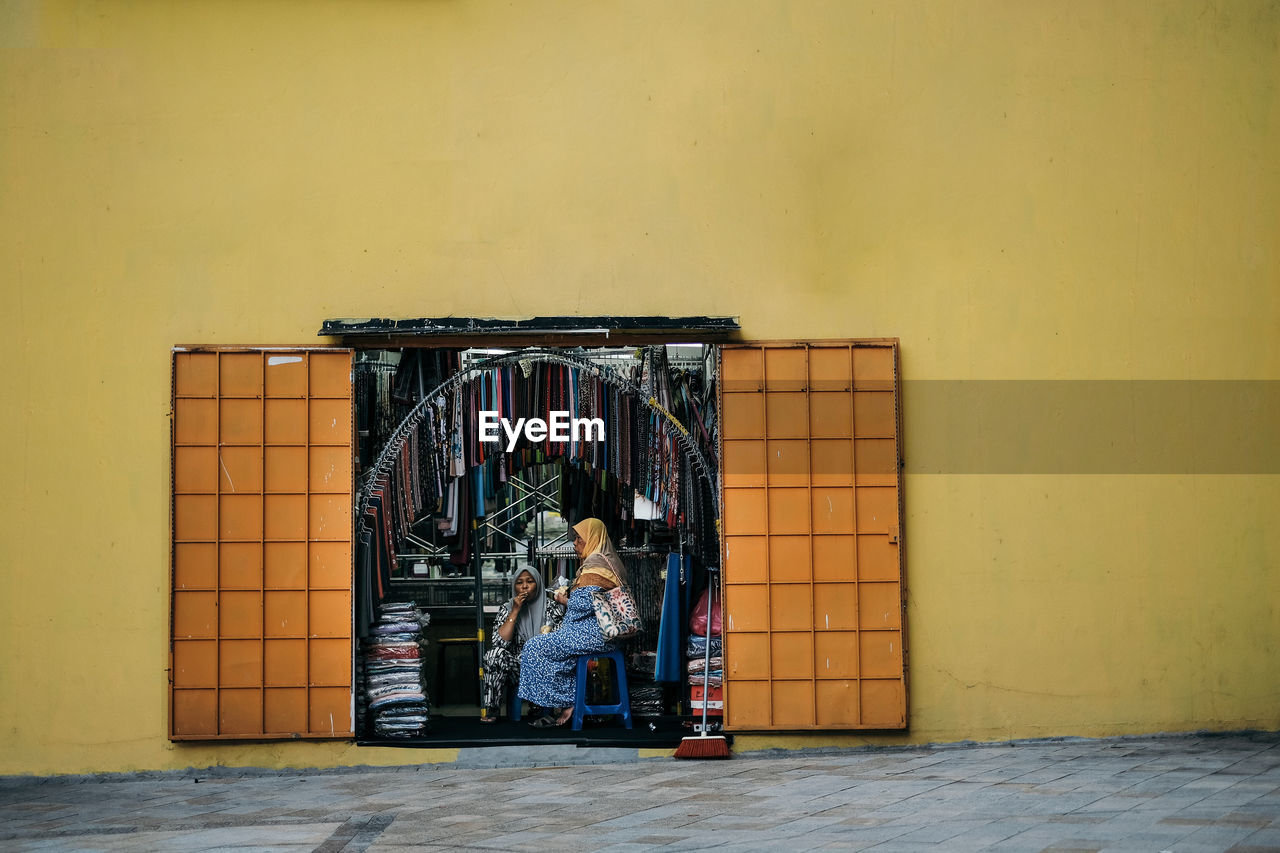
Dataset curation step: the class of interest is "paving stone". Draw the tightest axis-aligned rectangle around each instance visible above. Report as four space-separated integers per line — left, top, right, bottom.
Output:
828 821 921 844
893 818 991 843
1071 796 1145 813
942 821 1040 850
1232 828 1280 849
1189 819 1275 839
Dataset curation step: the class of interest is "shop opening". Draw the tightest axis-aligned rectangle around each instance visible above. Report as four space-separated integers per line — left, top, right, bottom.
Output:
352 344 723 747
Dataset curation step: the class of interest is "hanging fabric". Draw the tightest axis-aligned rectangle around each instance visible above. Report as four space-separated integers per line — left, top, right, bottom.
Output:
654 552 689 683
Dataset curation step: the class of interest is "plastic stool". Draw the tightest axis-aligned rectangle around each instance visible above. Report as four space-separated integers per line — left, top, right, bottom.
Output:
571 648 632 731
435 637 480 706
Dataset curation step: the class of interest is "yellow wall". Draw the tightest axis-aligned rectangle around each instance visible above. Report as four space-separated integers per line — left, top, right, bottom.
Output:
2 1 1277 774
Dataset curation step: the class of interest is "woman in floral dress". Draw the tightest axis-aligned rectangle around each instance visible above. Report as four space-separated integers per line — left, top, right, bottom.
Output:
518 518 627 727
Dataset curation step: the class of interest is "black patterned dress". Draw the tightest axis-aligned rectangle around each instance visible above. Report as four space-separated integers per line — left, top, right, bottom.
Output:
482 595 566 714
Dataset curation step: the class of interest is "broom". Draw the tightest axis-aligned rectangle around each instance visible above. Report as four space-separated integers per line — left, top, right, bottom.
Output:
675 565 730 759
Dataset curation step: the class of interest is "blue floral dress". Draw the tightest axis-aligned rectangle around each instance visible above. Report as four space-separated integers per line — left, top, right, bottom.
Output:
517 586 611 709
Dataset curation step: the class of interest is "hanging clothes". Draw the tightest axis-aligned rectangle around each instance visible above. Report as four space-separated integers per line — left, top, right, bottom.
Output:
654 552 689 683
472 464 486 519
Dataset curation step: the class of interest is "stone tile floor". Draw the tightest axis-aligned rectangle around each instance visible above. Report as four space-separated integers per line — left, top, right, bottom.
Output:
1 732 1277 851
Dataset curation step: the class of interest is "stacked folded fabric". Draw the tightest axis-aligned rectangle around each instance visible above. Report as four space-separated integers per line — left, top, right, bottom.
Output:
687 654 722 673
622 651 662 717
686 634 722 659
687 625 724 700
687 653 723 688
363 603 430 738
629 684 665 717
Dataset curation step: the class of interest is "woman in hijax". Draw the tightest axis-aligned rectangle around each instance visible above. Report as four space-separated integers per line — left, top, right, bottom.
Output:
479 564 564 723
517 518 627 728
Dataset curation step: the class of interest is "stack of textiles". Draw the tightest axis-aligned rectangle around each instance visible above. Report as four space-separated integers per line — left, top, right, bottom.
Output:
628 684 665 717
686 634 723 688
626 652 663 717
363 603 430 738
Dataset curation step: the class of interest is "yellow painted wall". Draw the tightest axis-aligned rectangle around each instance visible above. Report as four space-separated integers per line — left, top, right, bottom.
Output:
2 1 1277 774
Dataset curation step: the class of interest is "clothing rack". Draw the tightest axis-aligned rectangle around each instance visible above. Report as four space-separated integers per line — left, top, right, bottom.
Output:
394 550 451 564
356 347 720 522
529 544 676 560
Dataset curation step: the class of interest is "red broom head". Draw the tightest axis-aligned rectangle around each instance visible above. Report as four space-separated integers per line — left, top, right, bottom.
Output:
673 734 731 759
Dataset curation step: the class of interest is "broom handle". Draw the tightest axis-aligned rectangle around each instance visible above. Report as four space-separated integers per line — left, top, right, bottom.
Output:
700 565 716 735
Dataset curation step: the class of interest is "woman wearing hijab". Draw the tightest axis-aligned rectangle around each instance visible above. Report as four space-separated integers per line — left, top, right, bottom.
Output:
479 564 565 723
518 518 628 727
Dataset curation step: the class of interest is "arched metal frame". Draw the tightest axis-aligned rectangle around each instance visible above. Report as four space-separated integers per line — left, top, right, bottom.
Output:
356 346 720 527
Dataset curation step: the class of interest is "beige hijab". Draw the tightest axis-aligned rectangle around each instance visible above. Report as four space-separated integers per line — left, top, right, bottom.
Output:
572 518 628 588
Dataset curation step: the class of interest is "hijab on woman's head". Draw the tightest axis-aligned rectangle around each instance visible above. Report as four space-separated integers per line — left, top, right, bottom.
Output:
510 564 546 643
574 517 610 557
572 517 628 584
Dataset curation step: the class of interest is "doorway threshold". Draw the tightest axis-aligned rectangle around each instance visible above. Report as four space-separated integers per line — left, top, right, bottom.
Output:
356 714 724 750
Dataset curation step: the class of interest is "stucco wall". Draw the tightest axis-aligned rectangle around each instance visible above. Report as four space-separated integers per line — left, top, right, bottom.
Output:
2 0 1277 773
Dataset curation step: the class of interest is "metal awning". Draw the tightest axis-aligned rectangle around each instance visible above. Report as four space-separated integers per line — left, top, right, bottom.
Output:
319 316 740 345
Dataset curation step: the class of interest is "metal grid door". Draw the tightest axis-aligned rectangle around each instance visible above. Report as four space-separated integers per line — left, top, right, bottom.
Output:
720 341 906 730
170 348 355 740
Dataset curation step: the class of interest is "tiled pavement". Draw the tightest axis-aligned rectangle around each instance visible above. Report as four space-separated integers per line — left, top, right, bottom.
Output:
1 732 1278 851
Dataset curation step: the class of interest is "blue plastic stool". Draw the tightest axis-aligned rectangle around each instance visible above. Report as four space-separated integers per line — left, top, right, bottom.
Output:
571 648 632 731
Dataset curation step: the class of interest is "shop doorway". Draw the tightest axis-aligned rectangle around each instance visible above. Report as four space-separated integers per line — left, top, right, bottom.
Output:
352 344 722 747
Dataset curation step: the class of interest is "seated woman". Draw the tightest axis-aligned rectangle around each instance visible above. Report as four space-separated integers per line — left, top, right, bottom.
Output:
517 518 628 728
479 564 564 723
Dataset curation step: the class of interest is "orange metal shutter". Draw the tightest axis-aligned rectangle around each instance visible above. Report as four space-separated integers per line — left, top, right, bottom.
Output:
170 349 355 740
720 341 906 730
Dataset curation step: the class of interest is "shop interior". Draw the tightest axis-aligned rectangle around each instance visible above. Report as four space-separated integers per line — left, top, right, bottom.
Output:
353 344 723 747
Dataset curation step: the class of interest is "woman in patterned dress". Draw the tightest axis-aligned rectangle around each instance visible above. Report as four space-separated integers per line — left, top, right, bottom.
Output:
518 518 628 727
479 564 564 723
